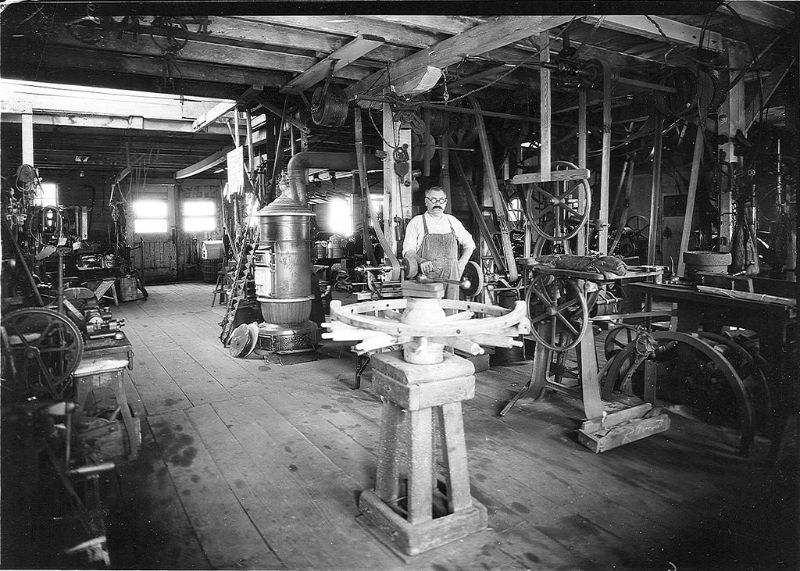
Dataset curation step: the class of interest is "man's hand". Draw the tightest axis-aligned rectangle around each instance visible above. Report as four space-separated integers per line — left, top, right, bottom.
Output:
420 260 434 274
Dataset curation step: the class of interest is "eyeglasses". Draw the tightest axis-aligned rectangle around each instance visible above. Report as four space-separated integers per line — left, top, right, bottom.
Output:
426 197 447 205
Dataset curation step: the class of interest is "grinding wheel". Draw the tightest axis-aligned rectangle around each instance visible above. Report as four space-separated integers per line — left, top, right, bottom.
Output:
460 261 484 298
229 323 255 358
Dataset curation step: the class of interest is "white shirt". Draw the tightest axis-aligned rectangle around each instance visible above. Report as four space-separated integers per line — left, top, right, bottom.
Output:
402 212 475 256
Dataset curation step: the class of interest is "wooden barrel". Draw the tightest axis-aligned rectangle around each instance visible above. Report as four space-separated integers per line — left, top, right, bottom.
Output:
200 258 222 283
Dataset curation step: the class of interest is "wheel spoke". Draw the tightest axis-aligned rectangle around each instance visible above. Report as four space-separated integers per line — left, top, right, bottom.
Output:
38 321 60 344
562 204 581 218
550 317 558 346
530 313 550 325
533 287 553 307
555 312 579 336
533 203 556 220
533 184 558 202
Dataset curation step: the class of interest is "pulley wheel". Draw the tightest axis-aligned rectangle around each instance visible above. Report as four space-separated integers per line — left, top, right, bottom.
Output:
2 307 84 399
526 161 591 242
311 86 349 127
524 275 588 352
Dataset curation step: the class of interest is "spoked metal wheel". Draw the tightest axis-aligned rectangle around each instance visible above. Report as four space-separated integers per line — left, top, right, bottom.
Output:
525 275 588 352
525 161 591 242
598 330 757 454
2 308 84 400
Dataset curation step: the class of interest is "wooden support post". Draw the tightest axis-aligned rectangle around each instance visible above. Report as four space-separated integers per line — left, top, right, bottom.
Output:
577 89 588 255
440 130 451 214
717 42 749 252
354 109 377 264
423 108 432 178
539 30 551 182
22 111 34 166
647 117 664 265
598 63 612 255
677 128 705 277
383 103 399 256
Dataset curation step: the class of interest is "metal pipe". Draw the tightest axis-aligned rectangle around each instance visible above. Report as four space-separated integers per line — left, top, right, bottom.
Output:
286 151 381 206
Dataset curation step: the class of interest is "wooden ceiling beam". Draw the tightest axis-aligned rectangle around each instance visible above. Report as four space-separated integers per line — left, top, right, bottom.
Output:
582 15 725 52
211 16 414 63
43 25 370 80
345 15 575 100
358 15 486 35
282 35 385 93
16 45 292 90
240 15 447 49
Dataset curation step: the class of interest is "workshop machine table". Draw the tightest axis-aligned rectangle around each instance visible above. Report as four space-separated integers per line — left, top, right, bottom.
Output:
505 263 669 452
626 282 796 367
73 333 139 460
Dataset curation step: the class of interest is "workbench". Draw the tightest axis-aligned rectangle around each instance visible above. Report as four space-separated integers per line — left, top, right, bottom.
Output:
626 282 796 367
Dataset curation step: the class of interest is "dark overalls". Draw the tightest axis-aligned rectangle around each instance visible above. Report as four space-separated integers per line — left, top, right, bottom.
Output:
419 215 460 300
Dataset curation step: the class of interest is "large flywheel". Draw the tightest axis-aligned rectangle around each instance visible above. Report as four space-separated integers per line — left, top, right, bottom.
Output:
598 330 760 454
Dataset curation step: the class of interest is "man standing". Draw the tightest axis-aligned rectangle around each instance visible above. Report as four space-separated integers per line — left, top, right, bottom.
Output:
402 186 476 299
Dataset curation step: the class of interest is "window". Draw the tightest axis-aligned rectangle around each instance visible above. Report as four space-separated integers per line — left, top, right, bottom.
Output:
183 200 216 232
34 182 58 207
133 199 168 233
329 197 353 236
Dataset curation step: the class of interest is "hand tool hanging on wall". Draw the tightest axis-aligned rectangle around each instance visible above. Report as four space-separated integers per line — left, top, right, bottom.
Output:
469 96 519 283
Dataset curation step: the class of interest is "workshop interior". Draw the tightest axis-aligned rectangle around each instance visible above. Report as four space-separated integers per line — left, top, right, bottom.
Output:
1 3 798 569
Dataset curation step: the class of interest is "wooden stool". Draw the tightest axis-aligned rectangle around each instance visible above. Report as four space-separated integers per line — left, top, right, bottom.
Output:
211 270 227 307
72 356 140 460
358 351 487 558
86 279 119 306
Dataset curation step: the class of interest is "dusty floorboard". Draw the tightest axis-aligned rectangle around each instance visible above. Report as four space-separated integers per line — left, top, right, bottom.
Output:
104 282 797 570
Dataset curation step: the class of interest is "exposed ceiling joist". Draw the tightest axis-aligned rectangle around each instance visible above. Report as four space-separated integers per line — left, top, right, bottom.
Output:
45 25 371 81
282 34 385 93
582 15 725 52
345 15 575 99
358 15 485 35
241 15 447 50
215 16 414 63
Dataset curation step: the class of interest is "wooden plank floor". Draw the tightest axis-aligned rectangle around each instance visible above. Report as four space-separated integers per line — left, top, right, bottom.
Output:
105 282 797 570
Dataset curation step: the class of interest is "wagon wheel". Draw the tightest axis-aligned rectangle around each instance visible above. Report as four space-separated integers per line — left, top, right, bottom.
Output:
524 275 588 352
599 331 756 454
1 308 84 400
525 161 591 242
